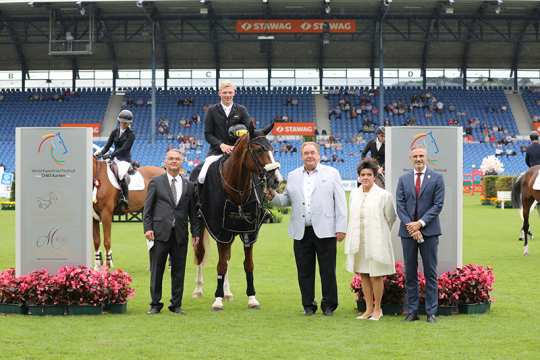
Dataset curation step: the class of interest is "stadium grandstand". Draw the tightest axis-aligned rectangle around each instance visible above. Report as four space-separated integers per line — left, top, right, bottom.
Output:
1 0 540 180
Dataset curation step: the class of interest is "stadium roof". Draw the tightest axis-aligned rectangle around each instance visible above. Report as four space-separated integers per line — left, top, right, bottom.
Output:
0 0 539 74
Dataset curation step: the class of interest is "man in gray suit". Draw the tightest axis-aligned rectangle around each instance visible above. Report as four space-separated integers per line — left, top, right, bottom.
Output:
270 142 347 316
144 149 201 315
396 147 445 323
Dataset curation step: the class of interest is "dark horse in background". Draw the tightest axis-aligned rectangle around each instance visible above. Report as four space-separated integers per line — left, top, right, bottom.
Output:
92 156 164 268
511 165 540 256
191 122 282 311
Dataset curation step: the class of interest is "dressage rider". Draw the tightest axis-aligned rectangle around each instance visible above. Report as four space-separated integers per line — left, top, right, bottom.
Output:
361 126 385 186
525 131 540 168
361 126 385 169
95 109 136 210
198 80 252 184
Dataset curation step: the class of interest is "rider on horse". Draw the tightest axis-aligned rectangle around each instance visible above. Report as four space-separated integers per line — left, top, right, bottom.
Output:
361 126 385 186
525 131 540 168
198 80 252 185
95 109 135 211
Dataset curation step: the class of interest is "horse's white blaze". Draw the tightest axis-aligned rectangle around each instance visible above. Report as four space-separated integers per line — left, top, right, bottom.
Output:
266 151 283 182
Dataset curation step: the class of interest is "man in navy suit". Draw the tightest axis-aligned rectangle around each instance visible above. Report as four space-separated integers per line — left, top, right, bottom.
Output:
396 147 445 323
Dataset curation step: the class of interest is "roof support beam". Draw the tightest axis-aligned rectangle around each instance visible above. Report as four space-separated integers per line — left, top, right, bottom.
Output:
140 3 169 89
0 11 29 84
461 2 488 89
208 2 220 89
95 8 119 86
511 6 540 86
421 6 440 89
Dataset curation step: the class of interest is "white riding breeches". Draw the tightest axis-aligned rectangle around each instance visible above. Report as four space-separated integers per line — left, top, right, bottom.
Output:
114 159 131 180
198 154 223 184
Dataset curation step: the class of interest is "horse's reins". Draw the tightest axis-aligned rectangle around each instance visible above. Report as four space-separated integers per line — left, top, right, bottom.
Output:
220 136 273 204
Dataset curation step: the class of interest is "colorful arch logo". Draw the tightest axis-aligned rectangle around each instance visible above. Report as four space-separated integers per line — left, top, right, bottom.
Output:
409 131 440 166
37 132 69 166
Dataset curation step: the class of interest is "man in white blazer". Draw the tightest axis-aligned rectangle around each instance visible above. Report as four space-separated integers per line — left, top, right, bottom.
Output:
270 142 347 316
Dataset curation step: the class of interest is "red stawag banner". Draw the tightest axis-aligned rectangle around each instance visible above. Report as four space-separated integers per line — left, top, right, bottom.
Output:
61 123 101 136
272 122 316 136
236 19 356 33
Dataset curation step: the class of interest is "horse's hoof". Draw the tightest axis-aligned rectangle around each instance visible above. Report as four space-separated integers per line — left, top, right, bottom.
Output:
192 289 203 299
247 296 260 309
212 297 224 311
224 293 234 301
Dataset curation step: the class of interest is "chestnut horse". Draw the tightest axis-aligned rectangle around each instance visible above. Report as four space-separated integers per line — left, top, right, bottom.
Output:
511 165 540 256
92 156 164 268
192 122 282 311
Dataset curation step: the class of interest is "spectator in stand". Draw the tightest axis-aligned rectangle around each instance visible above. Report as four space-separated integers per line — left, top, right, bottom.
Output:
495 144 504 157
435 101 444 113
282 114 290 122
0 94 4 102
448 104 456 112
136 98 145 107
287 97 299 106
192 113 201 125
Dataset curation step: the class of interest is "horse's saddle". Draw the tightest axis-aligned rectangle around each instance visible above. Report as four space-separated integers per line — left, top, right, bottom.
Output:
107 163 145 191
222 198 261 233
533 169 540 190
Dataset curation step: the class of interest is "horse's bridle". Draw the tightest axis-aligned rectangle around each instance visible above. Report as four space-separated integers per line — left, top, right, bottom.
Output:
220 136 279 202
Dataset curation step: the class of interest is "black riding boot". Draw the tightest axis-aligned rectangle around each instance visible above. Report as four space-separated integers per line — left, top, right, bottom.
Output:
119 179 129 211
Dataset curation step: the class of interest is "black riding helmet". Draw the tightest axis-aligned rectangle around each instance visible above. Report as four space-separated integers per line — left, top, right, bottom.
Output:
228 124 249 139
530 131 539 141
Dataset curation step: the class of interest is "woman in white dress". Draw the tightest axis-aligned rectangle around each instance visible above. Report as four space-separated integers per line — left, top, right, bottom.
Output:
344 158 396 320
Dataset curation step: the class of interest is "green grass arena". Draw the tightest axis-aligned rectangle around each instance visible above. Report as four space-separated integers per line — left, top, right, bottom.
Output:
1 195 539 359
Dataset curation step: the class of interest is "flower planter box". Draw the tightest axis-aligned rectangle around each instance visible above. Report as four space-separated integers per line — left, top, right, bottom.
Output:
0 303 27 314
67 304 103 315
438 305 458 316
356 301 402 315
104 303 127 314
27 304 66 316
459 302 491 314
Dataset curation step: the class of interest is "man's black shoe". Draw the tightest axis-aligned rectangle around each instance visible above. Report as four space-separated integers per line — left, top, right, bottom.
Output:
146 307 161 315
427 314 437 323
403 313 419 321
168 306 185 315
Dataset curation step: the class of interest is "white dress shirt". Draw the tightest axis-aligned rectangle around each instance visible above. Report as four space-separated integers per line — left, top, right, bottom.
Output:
167 173 183 205
376 138 382 151
118 128 125 137
221 102 233 117
302 165 320 226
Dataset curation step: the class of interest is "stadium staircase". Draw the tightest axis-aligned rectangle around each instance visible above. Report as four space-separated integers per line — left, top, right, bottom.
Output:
314 94 331 134
506 91 532 135
101 94 125 136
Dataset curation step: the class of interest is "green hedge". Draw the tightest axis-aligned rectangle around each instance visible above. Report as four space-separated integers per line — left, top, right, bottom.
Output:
482 176 498 200
481 175 516 207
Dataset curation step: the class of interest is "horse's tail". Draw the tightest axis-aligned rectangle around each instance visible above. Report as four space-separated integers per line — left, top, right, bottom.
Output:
511 174 523 209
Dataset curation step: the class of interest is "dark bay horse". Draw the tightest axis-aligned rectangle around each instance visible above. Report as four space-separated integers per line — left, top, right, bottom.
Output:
92 156 164 268
193 122 282 310
511 165 540 256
